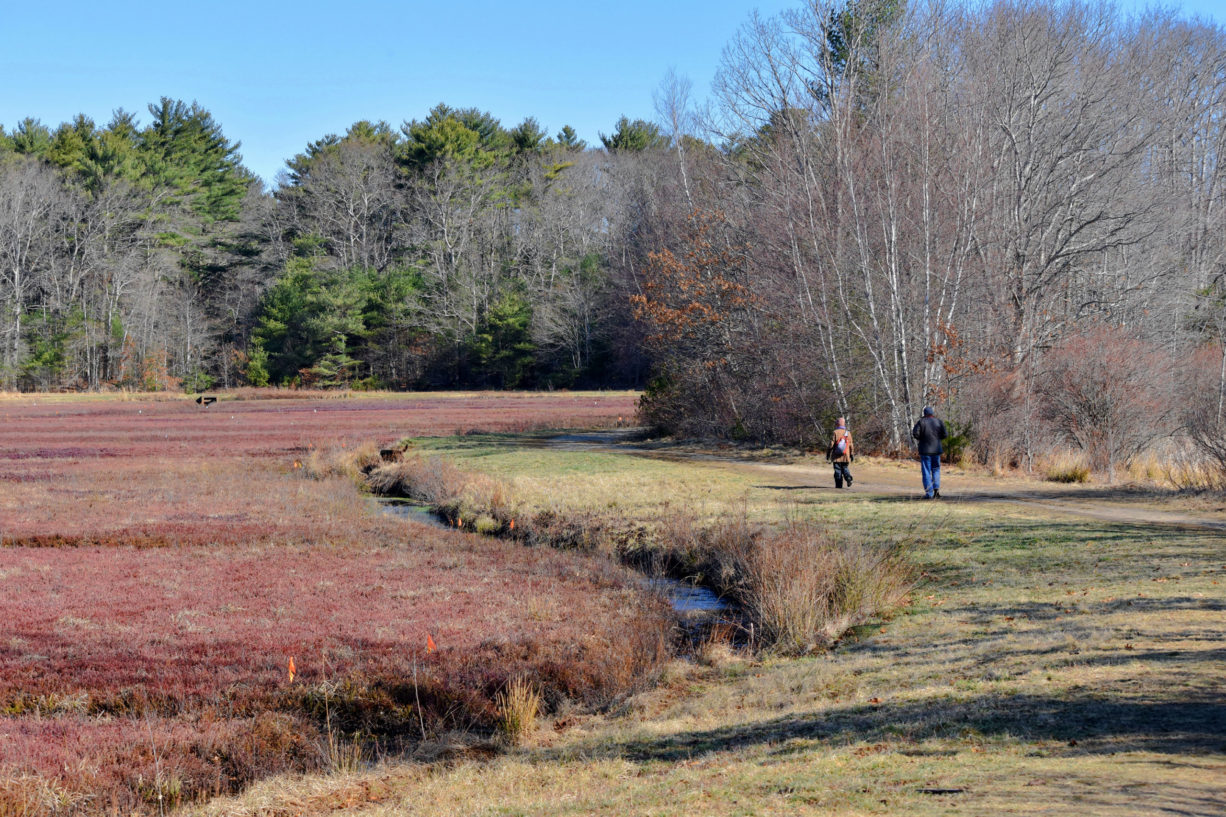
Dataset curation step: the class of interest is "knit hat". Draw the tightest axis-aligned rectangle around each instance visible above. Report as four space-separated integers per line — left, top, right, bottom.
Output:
922 406 934 416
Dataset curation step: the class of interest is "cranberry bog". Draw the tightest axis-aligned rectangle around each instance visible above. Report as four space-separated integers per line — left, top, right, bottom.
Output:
0 391 668 815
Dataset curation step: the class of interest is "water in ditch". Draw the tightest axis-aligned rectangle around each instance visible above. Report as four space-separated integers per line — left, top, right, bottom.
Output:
376 497 727 615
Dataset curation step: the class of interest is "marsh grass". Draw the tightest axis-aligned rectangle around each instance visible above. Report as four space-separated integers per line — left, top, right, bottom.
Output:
304 440 382 480
0 393 668 815
699 518 916 654
495 678 541 746
0 776 86 817
321 729 369 775
1041 450 1092 483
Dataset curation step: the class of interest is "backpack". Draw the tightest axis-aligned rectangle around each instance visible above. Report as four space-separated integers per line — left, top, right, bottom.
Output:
828 429 849 460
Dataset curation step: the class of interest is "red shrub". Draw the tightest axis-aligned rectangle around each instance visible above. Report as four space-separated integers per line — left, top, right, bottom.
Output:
1036 326 1169 479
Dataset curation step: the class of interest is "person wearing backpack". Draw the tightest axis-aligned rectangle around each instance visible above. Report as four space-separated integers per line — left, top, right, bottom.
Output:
911 405 947 499
827 417 854 489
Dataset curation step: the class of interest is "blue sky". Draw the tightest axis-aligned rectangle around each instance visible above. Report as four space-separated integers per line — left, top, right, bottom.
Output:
3 0 1222 187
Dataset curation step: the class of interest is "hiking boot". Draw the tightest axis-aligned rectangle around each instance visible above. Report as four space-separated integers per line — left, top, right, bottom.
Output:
933 490 941 499
846 476 853 487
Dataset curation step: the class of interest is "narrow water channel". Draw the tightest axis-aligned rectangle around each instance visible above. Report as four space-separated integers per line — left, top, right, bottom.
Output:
375 497 727 616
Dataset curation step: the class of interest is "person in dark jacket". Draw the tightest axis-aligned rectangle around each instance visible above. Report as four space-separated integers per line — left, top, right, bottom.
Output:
911 406 947 499
827 417 854 489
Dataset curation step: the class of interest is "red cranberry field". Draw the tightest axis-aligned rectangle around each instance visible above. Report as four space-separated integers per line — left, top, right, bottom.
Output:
0 391 663 814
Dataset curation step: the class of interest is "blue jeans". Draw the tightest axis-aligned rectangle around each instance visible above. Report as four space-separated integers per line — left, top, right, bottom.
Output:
920 454 941 497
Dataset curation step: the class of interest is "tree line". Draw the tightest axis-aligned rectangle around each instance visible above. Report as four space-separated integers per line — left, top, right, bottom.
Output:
2 0 1224 475
0 99 671 393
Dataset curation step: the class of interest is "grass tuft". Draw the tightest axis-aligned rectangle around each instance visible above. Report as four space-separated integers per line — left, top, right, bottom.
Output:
0 775 88 817
1042 451 1092 483
495 678 541 746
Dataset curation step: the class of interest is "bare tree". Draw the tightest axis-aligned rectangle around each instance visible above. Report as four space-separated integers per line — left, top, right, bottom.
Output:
281 139 401 272
0 158 72 386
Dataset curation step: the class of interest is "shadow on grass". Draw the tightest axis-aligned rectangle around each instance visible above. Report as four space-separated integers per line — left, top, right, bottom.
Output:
954 597 1226 624
556 692 1226 765
863 489 1226 532
908 514 1221 563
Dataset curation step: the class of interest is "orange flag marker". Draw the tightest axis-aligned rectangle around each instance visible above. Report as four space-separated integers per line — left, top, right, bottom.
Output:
288 656 296 683
426 633 437 653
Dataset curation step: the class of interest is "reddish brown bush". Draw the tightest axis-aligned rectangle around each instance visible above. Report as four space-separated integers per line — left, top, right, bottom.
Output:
1036 325 1170 479
955 368 1032 469
1178 343 1226 482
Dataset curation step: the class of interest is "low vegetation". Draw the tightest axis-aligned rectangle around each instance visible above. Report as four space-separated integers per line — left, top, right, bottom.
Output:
0 391 671 814
5 393 1222 815
365 447 916 655
189 439 1226 817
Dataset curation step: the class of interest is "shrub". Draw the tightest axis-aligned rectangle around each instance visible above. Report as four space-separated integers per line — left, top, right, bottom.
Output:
706 519 915 655
1178 343 1226 485
474 515 501 535
955 369 1032 471
1037 325 1169 481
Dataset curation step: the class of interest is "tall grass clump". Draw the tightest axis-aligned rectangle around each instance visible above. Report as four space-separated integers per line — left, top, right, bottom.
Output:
0 775 86 817
1043 450 1092 483
495 677 541 746
304 440 383 481
368 455 509 515
708 519 916 655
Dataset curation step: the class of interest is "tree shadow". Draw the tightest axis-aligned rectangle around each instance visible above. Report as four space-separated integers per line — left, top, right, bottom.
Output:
752 484 827 491
548 691 1226 765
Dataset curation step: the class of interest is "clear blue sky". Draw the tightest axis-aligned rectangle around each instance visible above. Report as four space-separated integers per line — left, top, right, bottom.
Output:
2 0 1221 187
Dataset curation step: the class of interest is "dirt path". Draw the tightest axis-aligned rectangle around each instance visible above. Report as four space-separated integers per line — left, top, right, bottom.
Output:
547 430 1226 533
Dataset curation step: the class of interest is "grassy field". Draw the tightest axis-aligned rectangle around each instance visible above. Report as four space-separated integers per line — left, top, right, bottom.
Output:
193 432 1225 816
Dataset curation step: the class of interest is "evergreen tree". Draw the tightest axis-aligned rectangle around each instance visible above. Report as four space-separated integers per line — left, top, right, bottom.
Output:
398 104 509 172
139 97 251 223
10 119 53 157
599 116 668 152
556 125 586 151
510 117 548 155
469 292 536 388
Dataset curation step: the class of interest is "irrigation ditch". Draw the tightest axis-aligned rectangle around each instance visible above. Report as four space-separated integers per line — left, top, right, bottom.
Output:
374 496 731 628
365 428 741 645
360 427 916 659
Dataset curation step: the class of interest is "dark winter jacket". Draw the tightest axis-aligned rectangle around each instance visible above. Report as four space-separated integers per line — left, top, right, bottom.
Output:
911 416 947 456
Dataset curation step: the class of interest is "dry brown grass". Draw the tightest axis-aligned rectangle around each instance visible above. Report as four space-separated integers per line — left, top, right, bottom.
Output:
0 775 87 817
1040 450 1093 483
495 678 542 746
699 517 916 654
